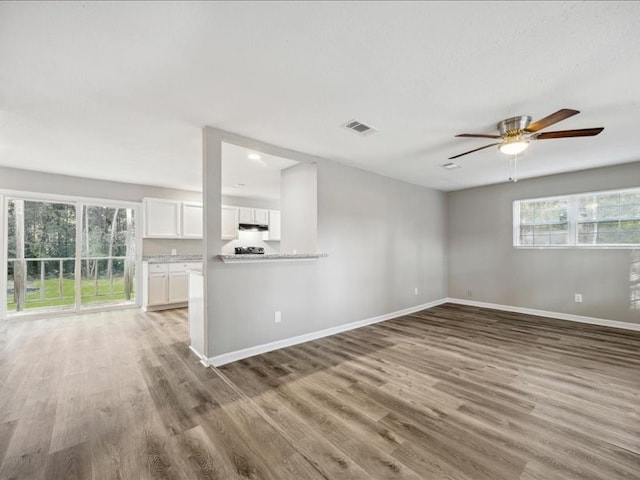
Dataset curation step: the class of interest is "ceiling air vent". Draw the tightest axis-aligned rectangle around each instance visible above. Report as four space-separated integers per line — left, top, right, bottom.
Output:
342 119 378 136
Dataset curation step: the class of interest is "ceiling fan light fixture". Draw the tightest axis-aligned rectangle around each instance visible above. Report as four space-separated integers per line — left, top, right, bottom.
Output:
499 137 529 155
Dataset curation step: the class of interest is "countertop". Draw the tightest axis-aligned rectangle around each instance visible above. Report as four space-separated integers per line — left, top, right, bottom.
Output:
142 255 203 264
218 253 328 263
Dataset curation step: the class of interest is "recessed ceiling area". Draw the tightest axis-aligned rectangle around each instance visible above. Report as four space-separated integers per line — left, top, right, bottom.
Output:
221 142 298 201
0 2 639 192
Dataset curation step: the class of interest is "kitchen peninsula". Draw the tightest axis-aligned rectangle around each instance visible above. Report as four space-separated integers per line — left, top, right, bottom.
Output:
218 252 327 263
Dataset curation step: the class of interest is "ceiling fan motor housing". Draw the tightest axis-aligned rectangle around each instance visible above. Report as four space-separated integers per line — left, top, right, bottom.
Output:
498 115 532 137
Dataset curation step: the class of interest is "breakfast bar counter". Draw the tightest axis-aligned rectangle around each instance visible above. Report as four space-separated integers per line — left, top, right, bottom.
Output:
218 253 328 263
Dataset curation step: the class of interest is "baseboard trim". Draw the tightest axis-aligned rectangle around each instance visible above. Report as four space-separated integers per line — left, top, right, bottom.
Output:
189 345 210 367
207 298 448 366
445 297 640 332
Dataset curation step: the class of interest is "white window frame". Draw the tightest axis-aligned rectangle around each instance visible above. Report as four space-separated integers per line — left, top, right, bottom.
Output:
513 186 640 249
0 188 142 320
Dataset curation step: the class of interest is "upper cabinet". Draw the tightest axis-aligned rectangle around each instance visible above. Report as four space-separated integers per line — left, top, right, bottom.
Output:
143 198 203 239
143 198 181 238
239 207 268 225
267 210 281 241
182 202 203 238
221 205 239 240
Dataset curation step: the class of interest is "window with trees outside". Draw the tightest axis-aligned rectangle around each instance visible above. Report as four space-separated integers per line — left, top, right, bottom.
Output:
4 196 138 318
514 187 640 247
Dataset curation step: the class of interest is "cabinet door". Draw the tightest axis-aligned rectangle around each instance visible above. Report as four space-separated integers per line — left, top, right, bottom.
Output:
267 210 281 240
221 206 239 240
144 198 180 238
168 272 189 303
182 202 203 238
147 274 168 305
254 208 268 225
238 207 254 224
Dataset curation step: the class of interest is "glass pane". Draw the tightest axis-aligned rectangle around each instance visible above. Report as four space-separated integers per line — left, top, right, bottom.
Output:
578 232 596 244
597 194 619 207
6 199 76 314
598 206 619 220
520 235 534 245
619 203 640 219
519 203 535 224
597 232 619 244
80 206 136 308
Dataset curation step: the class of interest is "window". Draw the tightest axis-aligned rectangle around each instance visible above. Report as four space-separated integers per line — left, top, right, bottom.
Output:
3 194 139 319
514 187 640 247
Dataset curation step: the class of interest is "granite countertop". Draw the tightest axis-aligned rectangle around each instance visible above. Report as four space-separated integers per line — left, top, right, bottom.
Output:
218 253 328 263
142 255 203 264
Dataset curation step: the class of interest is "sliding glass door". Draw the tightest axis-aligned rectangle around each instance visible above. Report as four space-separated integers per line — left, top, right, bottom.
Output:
80 205 136 309
4 195 138 318
6 198 77 314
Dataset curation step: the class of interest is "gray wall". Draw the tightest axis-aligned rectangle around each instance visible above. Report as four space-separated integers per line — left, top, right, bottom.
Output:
281 162 318 254
0 165 203 256
203 128 447 358
447 161 640 325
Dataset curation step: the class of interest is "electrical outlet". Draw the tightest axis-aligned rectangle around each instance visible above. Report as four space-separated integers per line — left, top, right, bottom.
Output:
274 311 281 323
574 293 583 303
414 287 418 295
171 248 177 255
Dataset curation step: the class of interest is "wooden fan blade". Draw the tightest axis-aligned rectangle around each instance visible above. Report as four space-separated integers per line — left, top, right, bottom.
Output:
534 127 604 139
448 143 500 159
524 108 580 133
455 133 502 139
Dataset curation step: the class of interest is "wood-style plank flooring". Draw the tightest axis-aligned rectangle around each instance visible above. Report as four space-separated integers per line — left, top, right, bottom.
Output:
0 304 639 479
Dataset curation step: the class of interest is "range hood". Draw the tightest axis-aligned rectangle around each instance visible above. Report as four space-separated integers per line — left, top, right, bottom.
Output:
239 223 269 232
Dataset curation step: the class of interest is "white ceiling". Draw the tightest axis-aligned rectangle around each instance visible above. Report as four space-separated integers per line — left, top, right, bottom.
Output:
221 142 297 201
1 2 639 192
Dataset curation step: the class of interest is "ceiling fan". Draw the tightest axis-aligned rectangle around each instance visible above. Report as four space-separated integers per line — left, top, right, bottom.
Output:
449 108 604 160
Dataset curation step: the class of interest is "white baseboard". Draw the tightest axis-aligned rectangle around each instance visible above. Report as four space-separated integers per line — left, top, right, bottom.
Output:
445 297 640 332
207 298 448 366
189 345 210 367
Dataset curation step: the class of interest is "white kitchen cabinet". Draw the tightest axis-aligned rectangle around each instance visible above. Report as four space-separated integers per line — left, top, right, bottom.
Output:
143 198 204 239
239 207 268 224
142 262 201 310
182 202 203 238
143 263 169 307
146 273 168 306
254 208 268 224
238 207 253 224
221 205 239 240
267 210 281 241
168 272 189 303
143 198 181 238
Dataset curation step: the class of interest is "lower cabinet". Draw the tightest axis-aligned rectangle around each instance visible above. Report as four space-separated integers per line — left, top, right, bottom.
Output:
142 262 201 311
168 265 190 303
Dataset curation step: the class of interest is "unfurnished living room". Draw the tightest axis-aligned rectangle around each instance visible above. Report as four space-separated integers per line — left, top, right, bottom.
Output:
0 2 639 479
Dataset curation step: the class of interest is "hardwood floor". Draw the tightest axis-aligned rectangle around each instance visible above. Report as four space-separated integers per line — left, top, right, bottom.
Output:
0 304 638 479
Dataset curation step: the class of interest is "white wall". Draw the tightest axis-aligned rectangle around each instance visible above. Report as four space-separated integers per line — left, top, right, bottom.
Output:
222 195 280 210
447 161 640 325
203 127 447 359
